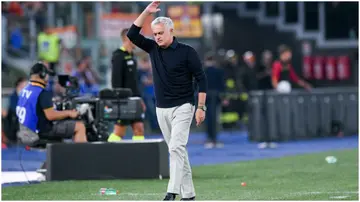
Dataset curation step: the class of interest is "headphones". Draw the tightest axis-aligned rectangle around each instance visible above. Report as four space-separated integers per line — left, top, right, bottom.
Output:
30 62 48 79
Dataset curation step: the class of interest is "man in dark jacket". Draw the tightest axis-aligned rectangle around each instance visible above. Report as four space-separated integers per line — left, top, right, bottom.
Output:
256 50 273 90
241 51 258 91
203 53 225 149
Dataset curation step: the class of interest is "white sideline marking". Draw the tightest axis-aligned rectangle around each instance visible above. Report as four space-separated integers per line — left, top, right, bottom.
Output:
330 196 350 199
287 191 358 195
1 171 43 184
272 191 358 200
92 193 163 196
114 193 163 196
293 191 359 196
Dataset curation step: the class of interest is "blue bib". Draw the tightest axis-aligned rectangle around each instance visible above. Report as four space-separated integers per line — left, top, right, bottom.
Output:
16 83 44 133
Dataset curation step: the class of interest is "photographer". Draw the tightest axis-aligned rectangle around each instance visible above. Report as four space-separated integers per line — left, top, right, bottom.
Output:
108 28 145 142
16 62 87 143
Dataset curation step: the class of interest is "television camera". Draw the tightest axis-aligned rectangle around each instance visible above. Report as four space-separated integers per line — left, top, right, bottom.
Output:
54 75 144 141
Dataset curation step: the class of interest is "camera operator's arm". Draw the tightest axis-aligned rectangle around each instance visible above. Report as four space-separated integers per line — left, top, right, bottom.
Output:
39 91 78 121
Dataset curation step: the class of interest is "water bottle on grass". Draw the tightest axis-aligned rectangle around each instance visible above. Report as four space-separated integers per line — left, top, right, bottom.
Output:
99 188 119 195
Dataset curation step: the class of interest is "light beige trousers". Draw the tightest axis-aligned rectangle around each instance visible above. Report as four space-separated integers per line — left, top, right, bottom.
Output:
156 103 195 198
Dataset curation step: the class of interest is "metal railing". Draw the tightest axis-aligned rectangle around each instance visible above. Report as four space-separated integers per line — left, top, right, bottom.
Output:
248 87 358 142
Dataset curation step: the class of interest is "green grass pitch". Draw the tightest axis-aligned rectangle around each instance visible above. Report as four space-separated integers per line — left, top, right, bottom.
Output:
2 149 358 200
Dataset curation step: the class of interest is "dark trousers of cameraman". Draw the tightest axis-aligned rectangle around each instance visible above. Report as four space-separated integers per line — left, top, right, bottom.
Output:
206 92 220 143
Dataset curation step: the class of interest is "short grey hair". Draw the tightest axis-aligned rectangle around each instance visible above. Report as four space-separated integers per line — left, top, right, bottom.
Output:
151 17 174 30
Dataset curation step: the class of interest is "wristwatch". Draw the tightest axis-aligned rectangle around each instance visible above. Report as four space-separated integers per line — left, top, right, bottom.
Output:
198 105 207 112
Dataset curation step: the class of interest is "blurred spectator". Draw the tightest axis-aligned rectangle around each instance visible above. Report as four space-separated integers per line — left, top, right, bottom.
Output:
271 45 312 91
9 23 23 50
221 49 243 129
216 48 227 67
73 56 100 96
24 2 46 30
223 49 243 91
37 24 62 73
258 45 313 149
241 51 258 91
236 51 258 128
203 53 225 149
138 56 158 131
256 50 273 90
7 2 24 16
2 77 28 144
64 61 76 75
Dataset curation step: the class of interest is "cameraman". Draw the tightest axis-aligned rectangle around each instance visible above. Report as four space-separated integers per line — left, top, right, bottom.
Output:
16 62 87 143
108 28 145 142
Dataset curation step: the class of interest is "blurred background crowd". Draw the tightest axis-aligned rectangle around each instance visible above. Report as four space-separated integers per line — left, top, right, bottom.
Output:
1 1 358 148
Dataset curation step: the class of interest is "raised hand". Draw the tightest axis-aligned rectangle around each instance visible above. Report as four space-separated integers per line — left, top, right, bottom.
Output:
145 1 161 14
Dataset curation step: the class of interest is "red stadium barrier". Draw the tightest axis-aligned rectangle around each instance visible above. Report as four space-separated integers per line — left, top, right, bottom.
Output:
337 56 351 80
302 56 313 79
325 56 337 81
313 56 325 80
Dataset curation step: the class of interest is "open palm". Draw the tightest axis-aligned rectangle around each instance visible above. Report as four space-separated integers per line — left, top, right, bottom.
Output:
146 1 161 13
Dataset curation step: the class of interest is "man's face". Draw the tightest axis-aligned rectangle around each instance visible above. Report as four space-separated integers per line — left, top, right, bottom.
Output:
263 53 273 64
152 23 173 47
64 63 72 74
280 51 292 62
244 56 255 67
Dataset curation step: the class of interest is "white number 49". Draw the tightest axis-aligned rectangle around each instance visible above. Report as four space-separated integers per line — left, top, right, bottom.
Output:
16 106 27 124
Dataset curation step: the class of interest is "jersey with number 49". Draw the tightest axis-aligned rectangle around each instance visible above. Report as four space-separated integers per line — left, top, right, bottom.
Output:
16 84 44 133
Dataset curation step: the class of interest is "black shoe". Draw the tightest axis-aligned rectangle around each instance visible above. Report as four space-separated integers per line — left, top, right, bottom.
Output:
163 193 176 201
181 196 195 201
